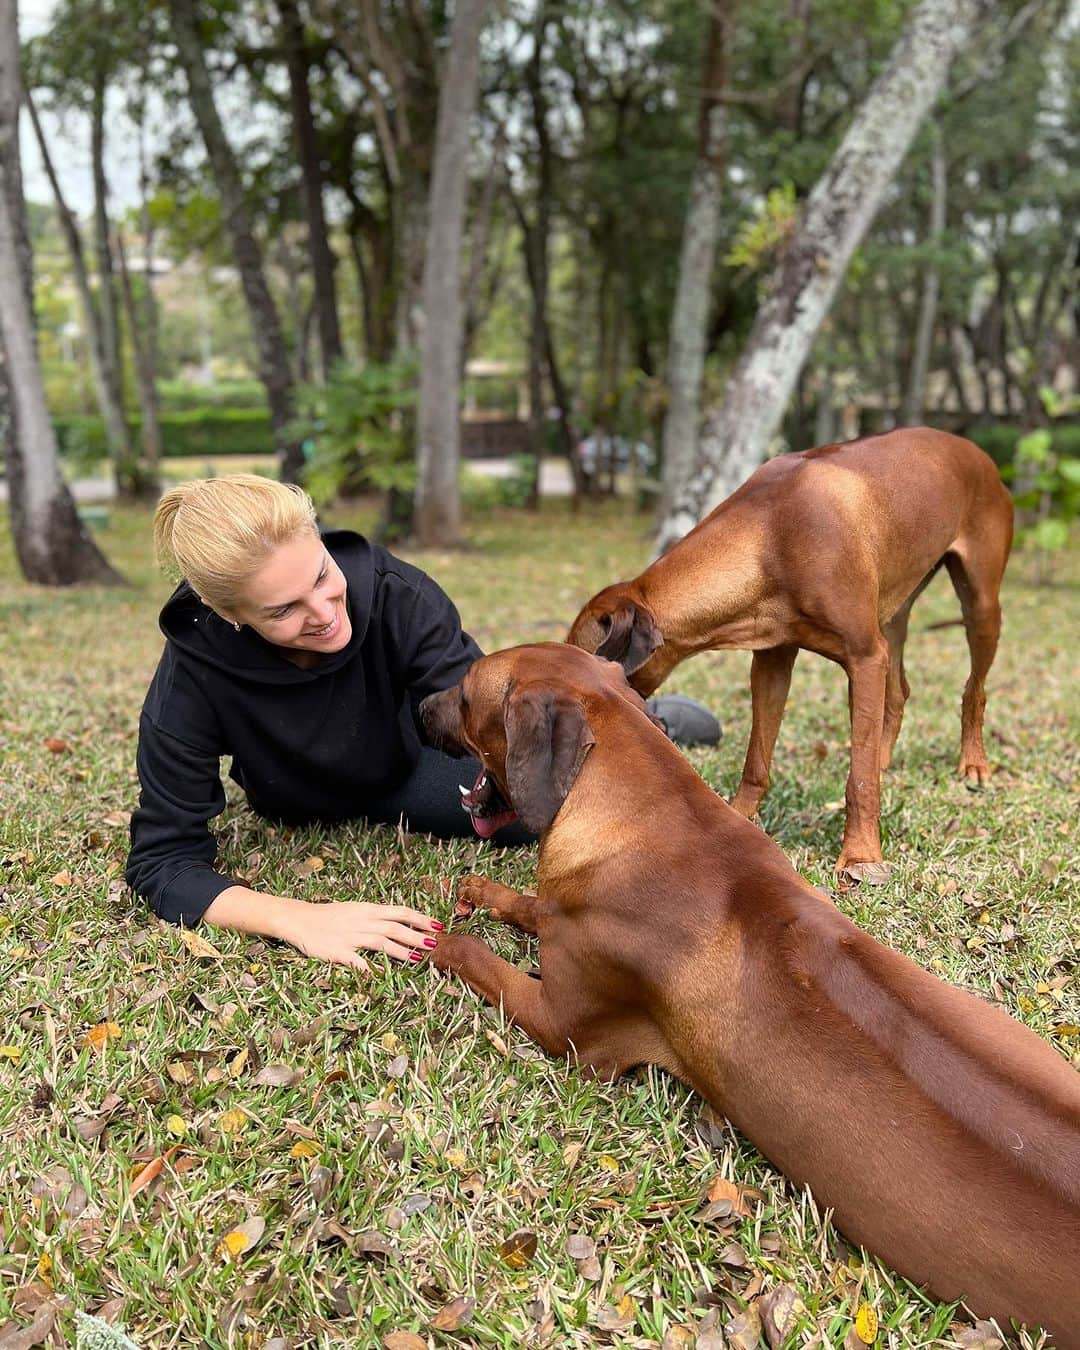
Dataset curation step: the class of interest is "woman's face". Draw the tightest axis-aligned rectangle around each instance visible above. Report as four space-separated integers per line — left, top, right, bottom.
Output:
227 532 353 657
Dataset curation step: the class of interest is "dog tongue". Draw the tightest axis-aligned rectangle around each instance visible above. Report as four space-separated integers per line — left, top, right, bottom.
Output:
472 808 519 840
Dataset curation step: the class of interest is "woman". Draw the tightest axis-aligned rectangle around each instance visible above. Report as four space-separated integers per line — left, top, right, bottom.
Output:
127 474 719 970
126 473 530 970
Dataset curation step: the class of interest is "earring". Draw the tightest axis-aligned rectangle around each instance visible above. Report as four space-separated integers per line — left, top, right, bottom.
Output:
233 621 241 632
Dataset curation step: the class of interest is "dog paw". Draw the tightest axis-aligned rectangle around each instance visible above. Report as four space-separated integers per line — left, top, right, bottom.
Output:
429 931 487 974
454 874 491 918
837 859 893 885
960 760 992 789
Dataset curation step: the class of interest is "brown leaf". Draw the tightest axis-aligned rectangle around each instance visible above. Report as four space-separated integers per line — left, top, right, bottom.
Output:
431 1297 475 1332
383 1335 427 1350
0 1302 58 1350
706 1174 753 1216
178 927 225 959
660 1327 695 1350
716 1241 749 1270
217 1215 266 1261
724 1304 763 1350
252 1064 303 1088
83 1021 121 1053
953 1322 1004 1350
694 1198 735 1224
43 738 70 754
293 855 325 878
498 1228 537 1268
386 1054 409 1078
760 1284 807 1350
566 1233 595 1260
354 1230 396 1259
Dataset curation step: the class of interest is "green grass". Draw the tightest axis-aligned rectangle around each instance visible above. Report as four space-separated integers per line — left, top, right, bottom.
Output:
0 497 1077 1349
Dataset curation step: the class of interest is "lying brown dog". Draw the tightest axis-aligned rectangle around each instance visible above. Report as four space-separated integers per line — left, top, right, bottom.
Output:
566 428 1014 879
420 643 1080 1345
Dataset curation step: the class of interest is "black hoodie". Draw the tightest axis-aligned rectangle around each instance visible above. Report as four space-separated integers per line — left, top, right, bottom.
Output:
125 530 481 927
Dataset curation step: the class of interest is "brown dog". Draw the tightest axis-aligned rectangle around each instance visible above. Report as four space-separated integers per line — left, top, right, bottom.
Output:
566 428 1014 878
420 644 1080 1344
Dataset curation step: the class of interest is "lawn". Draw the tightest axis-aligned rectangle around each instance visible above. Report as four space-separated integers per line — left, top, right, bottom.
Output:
0 495 1076 1350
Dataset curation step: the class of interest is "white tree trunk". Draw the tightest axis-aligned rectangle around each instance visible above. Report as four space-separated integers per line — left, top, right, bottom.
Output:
655 0 992 555
660 2 729 513
414 0 490 546
0 0 122 585
902 119 947 425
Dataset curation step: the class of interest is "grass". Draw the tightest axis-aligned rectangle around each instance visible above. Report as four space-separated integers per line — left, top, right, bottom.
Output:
0 495 1077 1350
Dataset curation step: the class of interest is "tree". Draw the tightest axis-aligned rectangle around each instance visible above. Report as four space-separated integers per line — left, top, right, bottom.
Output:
413 0 490 546
659 0 732 514
166 0 303 481
656 0 995 554
0 0 123 586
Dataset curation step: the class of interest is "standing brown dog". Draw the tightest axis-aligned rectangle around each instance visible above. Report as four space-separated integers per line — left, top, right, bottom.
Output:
567 428 1013 877
420 644 1080 1345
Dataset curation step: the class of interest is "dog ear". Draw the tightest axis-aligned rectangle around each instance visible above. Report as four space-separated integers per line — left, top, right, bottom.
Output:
595 601 662 676
504 687 595 833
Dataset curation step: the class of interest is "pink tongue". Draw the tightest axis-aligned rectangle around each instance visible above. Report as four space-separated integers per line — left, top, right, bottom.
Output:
472 809 518 839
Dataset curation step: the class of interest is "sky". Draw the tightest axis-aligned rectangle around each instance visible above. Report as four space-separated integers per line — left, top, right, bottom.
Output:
19 0 153 216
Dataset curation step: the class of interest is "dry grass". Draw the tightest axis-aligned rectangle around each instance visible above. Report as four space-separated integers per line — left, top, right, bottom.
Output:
0 494 1076 1349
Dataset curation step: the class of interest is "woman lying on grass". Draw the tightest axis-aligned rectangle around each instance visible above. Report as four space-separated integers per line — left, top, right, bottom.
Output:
126 474 718 969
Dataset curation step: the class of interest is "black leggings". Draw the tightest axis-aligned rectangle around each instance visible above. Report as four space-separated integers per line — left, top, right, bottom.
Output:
364 746 535 847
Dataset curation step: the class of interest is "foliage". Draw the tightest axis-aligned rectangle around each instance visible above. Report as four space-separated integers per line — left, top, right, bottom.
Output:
294 358 418 506
53 409 274 466
999 392 1080 579
724 182 798 273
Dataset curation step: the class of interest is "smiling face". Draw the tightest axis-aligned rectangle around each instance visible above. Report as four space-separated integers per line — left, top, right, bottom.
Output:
224 531 353 659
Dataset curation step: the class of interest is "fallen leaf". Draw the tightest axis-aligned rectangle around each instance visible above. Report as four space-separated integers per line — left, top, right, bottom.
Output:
83 1022 122 1053
165 1114 188 1136
44 736 71 754
293 855 325 877
252 1063 302 1088
661 1327 696 1350
952 1320 1004 1349
566 1233 595 1261
760 1284 807 1349
219 1108 250 1134
217 1215 266 1261
854 1302 878 1344
0 1045 24 1063
0 1301 58 1349
228 1047 250 1079
431 1296 475 1332
49 871 73 887
724 1304 763 1350
178 928 225 959
290 1139 322 1159
706 1174 752 1216
166 1060 194 1085
597 1154 620 1173
382 1335 427 1350
498 1229 537 1268
355 1230 396 1259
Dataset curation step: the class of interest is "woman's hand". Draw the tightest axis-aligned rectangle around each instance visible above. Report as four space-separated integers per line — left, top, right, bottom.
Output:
279 900 444 970
203 887 443 970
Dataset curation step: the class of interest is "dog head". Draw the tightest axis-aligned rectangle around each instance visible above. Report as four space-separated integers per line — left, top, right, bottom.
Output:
566 583 664 691
420 644 655 836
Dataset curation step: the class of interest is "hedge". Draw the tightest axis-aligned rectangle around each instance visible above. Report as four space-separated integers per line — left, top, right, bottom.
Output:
968 422 1080 468
54 408 273 461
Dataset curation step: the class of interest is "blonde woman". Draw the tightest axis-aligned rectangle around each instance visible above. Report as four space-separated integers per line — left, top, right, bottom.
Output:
126 474 530 969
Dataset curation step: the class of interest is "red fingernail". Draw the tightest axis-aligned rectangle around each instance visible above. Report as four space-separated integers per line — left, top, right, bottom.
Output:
424 937 438 949
409 951 425 963
431 921 445 931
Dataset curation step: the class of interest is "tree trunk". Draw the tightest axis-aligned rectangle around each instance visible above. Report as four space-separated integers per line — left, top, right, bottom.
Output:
659 0 731 514
25 90 133 481
414 0 490 546
90 59 128 481
0 0 124 587
280 0 342 380
903 120 946 425
655 0 994 555
115 227 162 480
167 0 302 480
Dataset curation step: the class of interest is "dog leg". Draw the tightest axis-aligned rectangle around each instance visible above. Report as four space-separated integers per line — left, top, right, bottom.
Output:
456 875 541 934
731 644 798 818
945 546 1005 787
880 603 913 772
431 933 572 1056
838 637 889 876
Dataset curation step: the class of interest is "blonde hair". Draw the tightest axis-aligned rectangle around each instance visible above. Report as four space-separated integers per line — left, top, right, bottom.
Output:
153 474 319 613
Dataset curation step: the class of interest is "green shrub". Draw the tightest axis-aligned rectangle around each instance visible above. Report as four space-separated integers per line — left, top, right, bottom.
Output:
53 409 273 461
969 421 1080 469
156 380 268 411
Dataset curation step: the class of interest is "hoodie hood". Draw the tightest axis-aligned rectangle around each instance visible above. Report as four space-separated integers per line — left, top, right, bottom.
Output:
159 528 376 685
